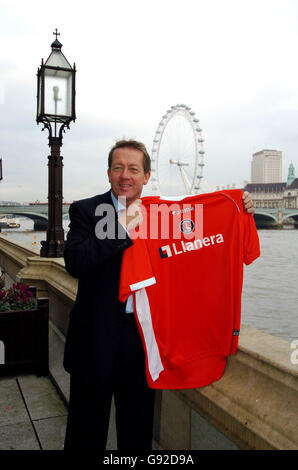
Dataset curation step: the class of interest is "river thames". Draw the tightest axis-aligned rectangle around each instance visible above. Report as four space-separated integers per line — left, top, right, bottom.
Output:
2 218 297 343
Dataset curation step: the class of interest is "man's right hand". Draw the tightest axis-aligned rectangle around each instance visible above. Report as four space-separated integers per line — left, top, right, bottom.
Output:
118 199 143 232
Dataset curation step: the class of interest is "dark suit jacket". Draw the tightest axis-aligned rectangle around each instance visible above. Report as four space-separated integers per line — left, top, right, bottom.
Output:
63 190 133 385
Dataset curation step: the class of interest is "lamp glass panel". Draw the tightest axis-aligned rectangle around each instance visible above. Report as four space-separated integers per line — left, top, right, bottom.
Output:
37 72 42 117
44 70 72 117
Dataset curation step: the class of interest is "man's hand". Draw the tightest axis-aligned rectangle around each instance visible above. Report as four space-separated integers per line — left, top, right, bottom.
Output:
119 199 143 232
242 191 255 215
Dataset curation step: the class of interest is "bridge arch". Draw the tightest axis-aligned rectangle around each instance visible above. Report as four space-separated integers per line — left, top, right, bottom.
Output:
253 211 278 229
282 211 298 228
0 211 48 230
282 211 298 221
0 205 70 231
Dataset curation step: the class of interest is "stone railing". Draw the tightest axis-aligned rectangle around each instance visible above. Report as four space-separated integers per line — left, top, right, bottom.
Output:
157 327 298 450
0 234 297 450
0 234 39 283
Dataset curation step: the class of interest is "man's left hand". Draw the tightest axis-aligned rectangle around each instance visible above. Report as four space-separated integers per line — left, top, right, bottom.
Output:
242 191 255 215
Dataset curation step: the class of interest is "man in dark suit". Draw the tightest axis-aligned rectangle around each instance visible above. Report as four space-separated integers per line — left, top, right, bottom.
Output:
63 140 153 451
63 139 255 451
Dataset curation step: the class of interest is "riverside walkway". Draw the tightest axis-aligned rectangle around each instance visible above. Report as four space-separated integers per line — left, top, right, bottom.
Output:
0 374 67 450
0 373 162 451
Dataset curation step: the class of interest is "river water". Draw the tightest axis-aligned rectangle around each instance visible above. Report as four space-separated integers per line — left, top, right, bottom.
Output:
242 228 298 343
2 218 297 343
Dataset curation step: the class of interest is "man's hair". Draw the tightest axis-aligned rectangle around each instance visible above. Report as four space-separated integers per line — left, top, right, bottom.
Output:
108 139 151 174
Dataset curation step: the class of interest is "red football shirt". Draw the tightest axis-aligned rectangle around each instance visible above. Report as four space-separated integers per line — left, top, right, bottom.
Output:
119 190 260 389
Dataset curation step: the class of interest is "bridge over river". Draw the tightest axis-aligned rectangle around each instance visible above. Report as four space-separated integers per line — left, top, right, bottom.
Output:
0 205 297 230
254 207 298 228
0 204 70 230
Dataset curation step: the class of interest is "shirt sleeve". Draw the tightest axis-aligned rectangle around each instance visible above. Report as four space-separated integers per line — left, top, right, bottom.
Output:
119 237 156 303
242 212 261 265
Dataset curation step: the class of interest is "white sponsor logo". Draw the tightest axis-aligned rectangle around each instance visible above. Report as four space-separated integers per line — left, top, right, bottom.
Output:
160 233 224 258
171 207 194 216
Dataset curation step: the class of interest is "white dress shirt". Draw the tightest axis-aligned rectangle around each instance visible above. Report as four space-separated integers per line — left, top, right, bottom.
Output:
111 192 134 314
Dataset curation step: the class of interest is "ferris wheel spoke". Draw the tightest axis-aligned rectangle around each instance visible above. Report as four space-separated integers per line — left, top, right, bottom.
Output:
151 104 205 196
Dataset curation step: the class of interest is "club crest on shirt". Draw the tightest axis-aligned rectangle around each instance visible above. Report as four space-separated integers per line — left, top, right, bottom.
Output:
180 219 194 234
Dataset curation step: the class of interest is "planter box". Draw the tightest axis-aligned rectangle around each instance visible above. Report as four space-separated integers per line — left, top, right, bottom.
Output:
0 289 49 376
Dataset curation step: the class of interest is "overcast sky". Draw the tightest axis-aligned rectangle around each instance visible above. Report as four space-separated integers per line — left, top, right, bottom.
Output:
1 0 298 203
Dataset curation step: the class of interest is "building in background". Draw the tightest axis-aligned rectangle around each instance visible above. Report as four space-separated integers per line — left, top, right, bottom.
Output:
215 183 237 191
245 162 298 209
284 162 298 209
251 149 282 184
243 182 286 208
287 162 295 187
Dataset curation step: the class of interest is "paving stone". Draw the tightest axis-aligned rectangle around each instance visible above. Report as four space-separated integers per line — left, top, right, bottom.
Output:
191 410 239 450
0 421 40 450
17 374 67 420
33 415 67 450
106 398 117 450
0 376 29 426
0 374 162 450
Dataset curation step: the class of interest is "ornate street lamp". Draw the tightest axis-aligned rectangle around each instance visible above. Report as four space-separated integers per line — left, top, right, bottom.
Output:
36 29 76 257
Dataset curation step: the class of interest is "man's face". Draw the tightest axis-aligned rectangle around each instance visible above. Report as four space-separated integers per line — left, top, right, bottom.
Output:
107 147 150 206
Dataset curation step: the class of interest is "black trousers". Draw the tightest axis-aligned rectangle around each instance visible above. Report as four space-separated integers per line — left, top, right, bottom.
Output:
64 317 156 451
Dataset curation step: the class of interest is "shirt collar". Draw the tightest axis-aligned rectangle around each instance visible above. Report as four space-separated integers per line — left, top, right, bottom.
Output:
111 191 126 214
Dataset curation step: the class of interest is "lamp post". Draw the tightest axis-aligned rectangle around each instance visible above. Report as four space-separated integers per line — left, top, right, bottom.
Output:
36 29 76 257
